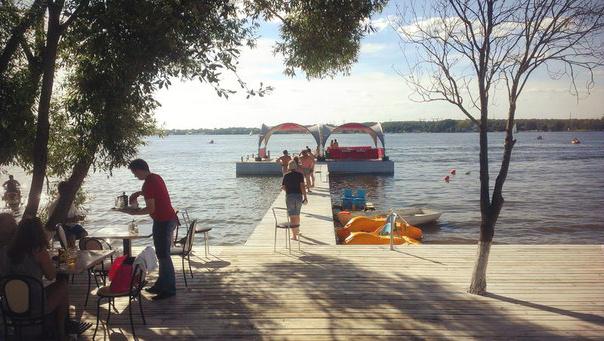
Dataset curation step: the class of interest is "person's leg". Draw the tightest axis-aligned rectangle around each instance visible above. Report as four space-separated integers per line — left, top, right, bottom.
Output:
151 220 164 290
153 220 176 295
290 215 300 239
310 169 315 188
304 171 312 192
162 221 177 295
46 277 69 341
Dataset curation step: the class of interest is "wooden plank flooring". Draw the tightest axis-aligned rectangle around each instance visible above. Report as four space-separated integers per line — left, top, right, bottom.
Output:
66 244 604 340
245 164 336 247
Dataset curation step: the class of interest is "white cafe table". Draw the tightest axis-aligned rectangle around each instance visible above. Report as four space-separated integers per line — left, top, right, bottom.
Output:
91 226 153 256
56 249 116 275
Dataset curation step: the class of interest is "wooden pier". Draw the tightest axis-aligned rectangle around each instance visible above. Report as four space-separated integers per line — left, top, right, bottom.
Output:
74 244 604 339
245 164 336 247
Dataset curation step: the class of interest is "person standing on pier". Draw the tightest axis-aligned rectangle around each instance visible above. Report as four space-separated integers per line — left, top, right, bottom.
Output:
300 150 314 191
126 159 177 300
276 150 292 174
282 160 307 240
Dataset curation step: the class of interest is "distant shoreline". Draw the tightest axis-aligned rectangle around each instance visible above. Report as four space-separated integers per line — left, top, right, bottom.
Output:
164 118 604 135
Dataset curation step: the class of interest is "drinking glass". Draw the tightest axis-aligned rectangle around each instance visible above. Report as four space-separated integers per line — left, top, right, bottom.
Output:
66 247 78 268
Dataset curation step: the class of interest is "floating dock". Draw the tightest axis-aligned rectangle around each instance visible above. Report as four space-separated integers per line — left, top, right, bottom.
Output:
236 159 394 176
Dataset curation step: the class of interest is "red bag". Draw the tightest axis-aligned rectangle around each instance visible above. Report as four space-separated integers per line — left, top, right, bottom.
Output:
109 256 134 293
108 255 127 281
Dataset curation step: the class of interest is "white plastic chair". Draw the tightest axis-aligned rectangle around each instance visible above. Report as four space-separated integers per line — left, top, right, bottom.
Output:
272 207 301 253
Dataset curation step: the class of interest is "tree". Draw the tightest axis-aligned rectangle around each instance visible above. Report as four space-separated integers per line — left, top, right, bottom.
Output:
45 0 256 228
1 0 388 223
396 0 604 294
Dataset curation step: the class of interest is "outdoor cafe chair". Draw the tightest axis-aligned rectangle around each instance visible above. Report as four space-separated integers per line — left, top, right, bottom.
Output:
174 209 191 244
196 224 212 257
56 223 69 249
343 188 353 198
175 209 212 257
0 274 54 340
93 263 147 340
171 219 197 287
79 237 114 307
272 207 301 254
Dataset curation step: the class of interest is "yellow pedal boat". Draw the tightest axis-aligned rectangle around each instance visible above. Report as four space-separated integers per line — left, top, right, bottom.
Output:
336 216 423 242
343 222 421 245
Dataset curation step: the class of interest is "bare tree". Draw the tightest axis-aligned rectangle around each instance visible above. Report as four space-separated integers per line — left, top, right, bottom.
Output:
395 0 604 294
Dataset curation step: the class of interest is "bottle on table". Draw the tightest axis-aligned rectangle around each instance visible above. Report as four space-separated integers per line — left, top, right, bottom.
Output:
128 220 139 234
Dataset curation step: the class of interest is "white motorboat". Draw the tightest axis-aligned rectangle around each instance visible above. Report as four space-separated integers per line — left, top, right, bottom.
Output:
339 207 442 226
393 207 442 226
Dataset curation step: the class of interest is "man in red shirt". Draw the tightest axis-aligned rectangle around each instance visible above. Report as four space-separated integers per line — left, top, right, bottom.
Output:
127 159 177 300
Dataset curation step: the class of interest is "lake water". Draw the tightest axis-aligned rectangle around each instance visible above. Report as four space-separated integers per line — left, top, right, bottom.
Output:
5 131 604 245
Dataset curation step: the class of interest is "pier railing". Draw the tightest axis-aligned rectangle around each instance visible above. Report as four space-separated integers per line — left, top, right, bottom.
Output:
386 212 410 250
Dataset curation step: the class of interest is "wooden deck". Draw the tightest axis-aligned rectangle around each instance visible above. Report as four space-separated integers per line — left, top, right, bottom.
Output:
69 244 604 340
245 164 336 247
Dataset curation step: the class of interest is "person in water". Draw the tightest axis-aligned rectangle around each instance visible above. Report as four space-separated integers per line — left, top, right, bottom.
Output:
126 159 178 300
3 175 20 194
276 150 292 174
281 160 308 240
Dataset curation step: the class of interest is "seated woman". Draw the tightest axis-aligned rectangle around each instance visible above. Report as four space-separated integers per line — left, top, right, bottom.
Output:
7 217 70 340
0 213 18 276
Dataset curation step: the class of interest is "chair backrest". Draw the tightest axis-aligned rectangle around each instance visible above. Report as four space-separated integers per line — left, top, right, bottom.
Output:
0 275 45 319
56 224 68 249
79 237 113 264
175 209 191 243
356 188 366 199
129 264 147 296
182 219 197 256
79 237 103 251
272 208 291 228
343 188 353 198
181 209 191 227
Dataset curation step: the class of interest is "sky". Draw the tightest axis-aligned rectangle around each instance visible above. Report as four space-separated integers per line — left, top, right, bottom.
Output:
154 1 604 129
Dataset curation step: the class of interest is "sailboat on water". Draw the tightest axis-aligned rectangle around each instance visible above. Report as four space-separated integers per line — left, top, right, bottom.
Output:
249 130 253 135
512 123 517 134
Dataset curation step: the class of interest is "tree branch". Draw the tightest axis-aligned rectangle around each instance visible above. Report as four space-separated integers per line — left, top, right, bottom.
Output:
0 0 45 75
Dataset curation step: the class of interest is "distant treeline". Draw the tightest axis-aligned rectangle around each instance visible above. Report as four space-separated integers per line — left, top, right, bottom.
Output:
382 118 604 133
164 118 604 135
165 127 260 135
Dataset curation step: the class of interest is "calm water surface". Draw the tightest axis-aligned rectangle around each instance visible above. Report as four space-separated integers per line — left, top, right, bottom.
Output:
6 131 604 245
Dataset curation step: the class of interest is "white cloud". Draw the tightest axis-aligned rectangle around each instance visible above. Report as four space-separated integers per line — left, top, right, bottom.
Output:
360 42 390 54
152 20 604 129
366 15 399 34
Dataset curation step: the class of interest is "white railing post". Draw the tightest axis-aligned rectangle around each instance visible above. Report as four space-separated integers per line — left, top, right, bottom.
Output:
388 212 397 251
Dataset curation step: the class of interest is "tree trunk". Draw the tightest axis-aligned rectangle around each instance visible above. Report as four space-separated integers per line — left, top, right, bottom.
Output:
23 2 63 218
469 239 492 295
469 132 496 294
0 0 45 76
46 155 93 229
469 117 496 295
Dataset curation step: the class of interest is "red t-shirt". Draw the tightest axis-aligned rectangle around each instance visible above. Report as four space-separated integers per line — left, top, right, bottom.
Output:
142 173 176 221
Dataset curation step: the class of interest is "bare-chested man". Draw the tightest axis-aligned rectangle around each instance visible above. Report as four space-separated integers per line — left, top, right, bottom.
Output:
299 150 315 191
276 150 292 174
